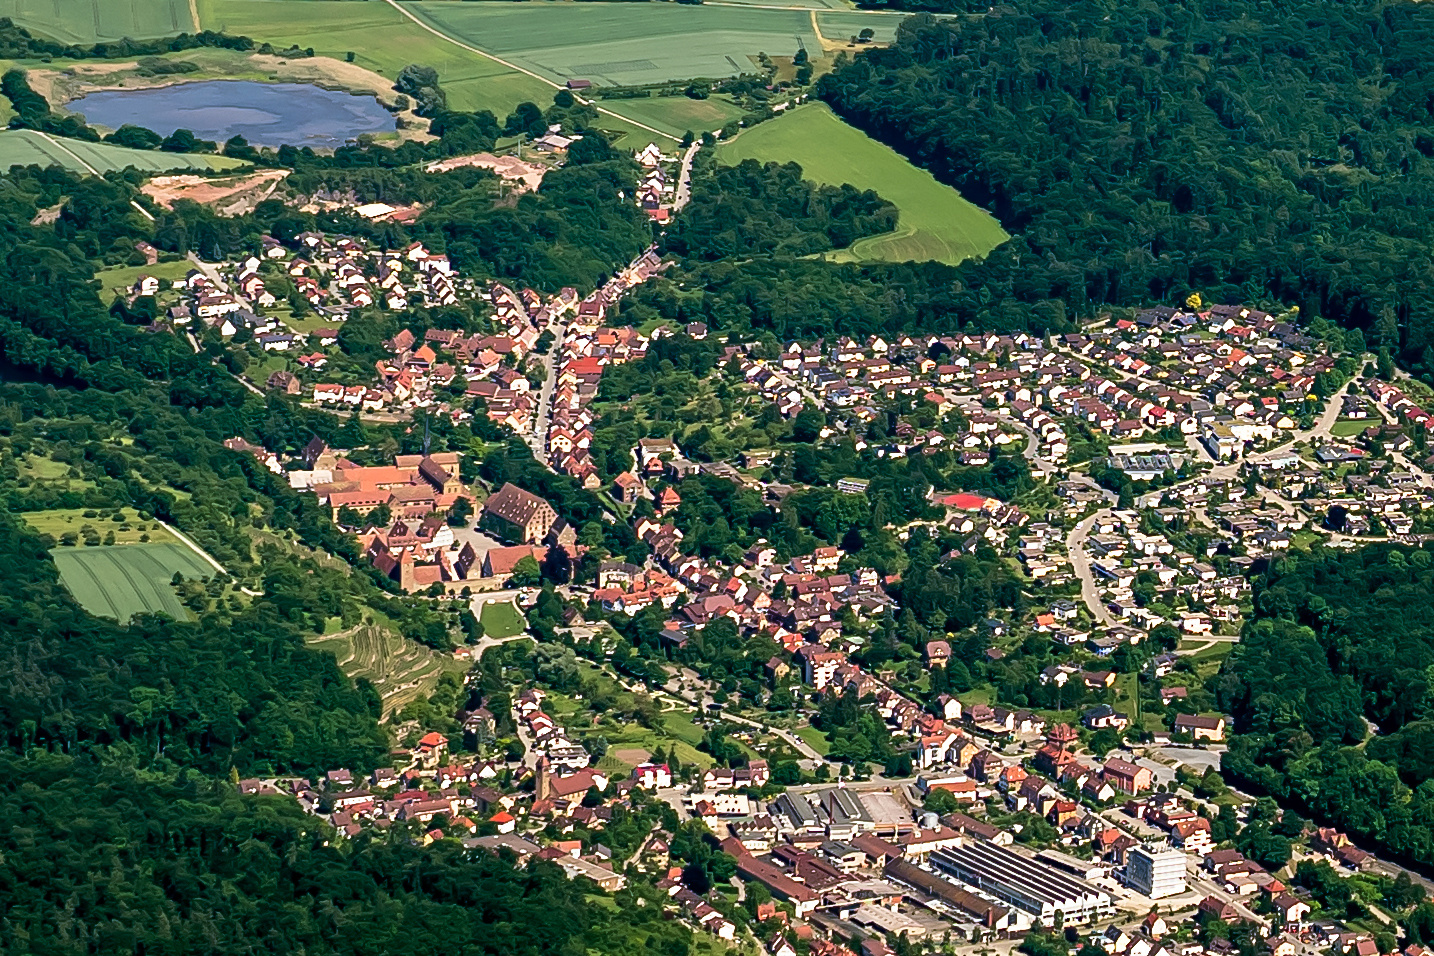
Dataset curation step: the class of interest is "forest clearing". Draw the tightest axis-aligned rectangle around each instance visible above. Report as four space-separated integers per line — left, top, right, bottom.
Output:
716 103 1009 265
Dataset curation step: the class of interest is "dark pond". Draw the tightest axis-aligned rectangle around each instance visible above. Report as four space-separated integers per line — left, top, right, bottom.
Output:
67 80 396 149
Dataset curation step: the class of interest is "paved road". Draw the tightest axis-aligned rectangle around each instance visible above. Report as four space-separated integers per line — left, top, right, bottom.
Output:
526 320 568 458
186 253 265 395
673 142 701 210
1067 510 1117 626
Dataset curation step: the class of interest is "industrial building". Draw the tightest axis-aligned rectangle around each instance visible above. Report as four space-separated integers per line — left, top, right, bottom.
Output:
1124 844 1188 899
929 842 1115 925
772 787 875 840
883 858 1022 932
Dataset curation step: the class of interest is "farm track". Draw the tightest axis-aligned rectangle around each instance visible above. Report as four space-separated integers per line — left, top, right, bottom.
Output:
383 0 679 142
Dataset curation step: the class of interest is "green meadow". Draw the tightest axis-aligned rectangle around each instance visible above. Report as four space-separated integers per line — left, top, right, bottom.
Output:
717 102 1009 265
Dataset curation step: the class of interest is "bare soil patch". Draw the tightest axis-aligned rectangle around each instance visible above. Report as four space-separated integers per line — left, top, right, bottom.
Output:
143 169 290 214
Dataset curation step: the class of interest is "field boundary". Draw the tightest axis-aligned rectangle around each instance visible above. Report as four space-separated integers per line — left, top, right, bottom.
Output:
158 519 227 575
384 0 679 142
30 131 155 220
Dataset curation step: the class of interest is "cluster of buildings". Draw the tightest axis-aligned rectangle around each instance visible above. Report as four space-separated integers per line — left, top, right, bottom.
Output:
635 142 678 223
539 249 670 485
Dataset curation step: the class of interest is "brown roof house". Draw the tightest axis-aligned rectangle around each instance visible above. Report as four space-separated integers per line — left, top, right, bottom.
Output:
480 482 558 544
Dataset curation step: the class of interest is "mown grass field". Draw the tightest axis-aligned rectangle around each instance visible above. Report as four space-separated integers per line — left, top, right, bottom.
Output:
716 102 1009 265
308 623 466 717
92 258 192 297
1 0 195 43
478 599 527 639
407 2 817 88
0 129 244 175
51 542 212 621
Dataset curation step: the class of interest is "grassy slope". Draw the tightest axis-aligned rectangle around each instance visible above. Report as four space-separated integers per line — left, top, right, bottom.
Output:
1 0 195 43
51 542 211 621
22 507 181 546
606 94 748 139
716 102 1009 266
0 129 244 174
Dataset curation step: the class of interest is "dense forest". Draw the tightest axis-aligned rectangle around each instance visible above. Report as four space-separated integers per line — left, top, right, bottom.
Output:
818 0 1434 379
0 752 694 955
663 156 898 260
1218 544 1434 866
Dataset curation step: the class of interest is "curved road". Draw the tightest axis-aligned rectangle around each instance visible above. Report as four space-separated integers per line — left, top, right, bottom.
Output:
1067 388 1349 626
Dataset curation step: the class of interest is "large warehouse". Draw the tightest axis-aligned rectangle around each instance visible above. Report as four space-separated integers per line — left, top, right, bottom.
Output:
929 842 1115 925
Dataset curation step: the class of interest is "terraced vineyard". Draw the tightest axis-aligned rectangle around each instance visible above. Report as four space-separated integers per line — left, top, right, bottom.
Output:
308 624 465 717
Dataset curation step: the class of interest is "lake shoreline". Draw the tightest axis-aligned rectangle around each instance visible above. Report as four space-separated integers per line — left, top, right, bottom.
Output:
28 50 432 147
66 80 399 149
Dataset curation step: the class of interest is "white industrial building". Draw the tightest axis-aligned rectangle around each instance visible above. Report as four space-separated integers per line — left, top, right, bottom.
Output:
1124 843 1188 899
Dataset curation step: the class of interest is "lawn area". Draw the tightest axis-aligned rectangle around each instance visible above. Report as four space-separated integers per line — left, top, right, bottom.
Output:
659 710 707 747
795 724 831 756
0 129 244 175
308 622 467 717
716 103 1009 265
478 599 527 638
407 2 817 88
93 259 192 298
23 507 180 546
197 0 555 116
3 0 196 43
1330 419 1373 438
51 542 212 621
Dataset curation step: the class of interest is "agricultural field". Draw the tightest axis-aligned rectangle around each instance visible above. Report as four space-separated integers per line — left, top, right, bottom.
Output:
50 542 213 621
815 11 906 45
0 129 244 175
407 2 817 88
1 0 196 44
308 623 466 716
604 93 748 139
196 0 555 117
716 103 1009 265
478 599 527 639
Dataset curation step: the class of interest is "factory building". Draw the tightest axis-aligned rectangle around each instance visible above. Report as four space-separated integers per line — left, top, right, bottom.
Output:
929 842 1115 925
